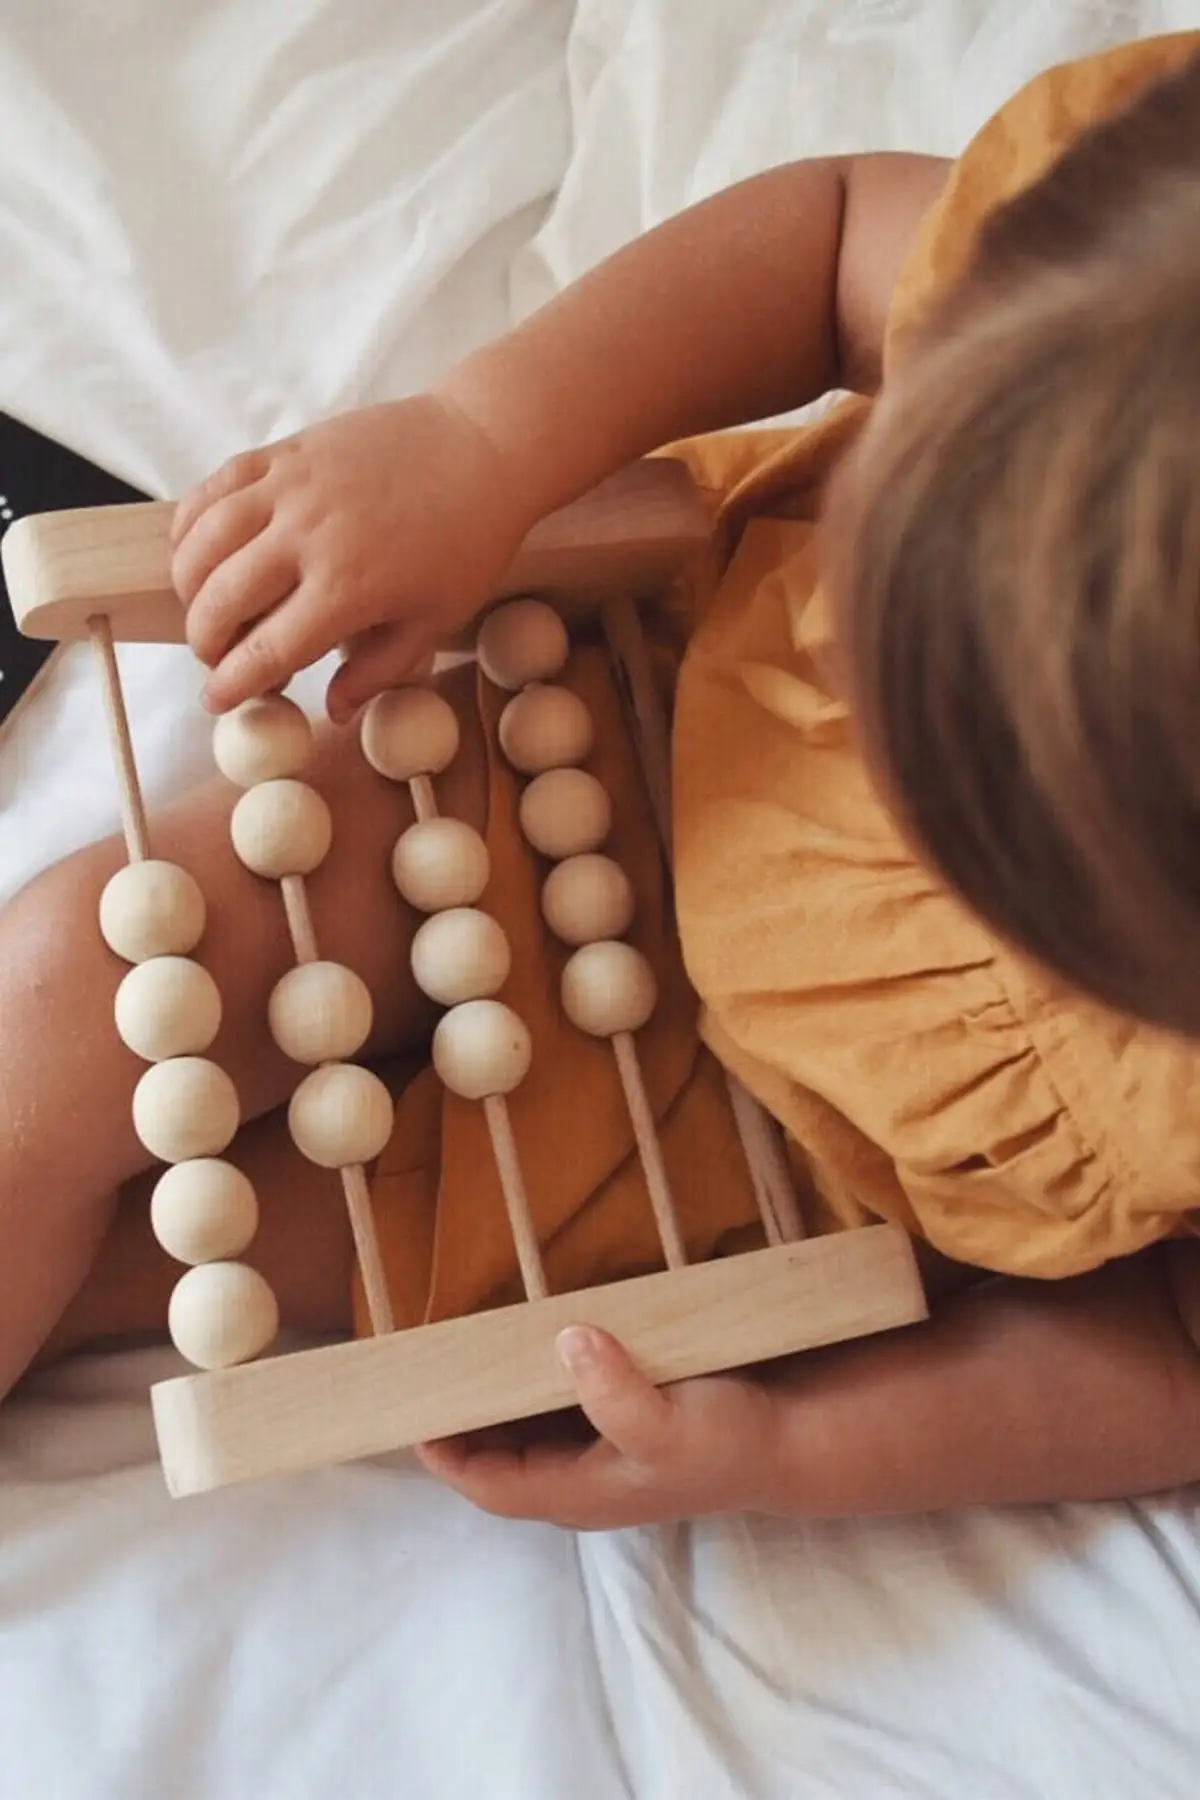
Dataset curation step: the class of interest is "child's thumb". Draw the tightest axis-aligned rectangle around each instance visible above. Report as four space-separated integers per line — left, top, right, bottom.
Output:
555 1326 673 1464
327 624 434 722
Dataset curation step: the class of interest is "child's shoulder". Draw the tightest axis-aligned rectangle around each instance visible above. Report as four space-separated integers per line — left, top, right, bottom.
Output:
888 32 1200 362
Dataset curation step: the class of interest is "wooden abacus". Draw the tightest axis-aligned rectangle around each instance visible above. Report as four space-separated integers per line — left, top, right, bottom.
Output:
3 459 927 1498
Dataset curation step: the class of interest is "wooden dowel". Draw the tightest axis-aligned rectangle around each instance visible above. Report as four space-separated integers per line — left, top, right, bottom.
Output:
611 1030 687 1270
88 616 150 862
600 597 673 855
280 875 319 965
600 594 807 1244
339 1163 396 1335
409 774 437 823
726 1075 805 1244
275 872 392 1334
482 1094 547 1301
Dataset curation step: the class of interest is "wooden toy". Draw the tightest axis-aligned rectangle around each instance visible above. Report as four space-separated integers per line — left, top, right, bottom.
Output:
2 457 927 1498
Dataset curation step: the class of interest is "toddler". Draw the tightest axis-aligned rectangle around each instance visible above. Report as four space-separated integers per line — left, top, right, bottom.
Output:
3 35 1200 1528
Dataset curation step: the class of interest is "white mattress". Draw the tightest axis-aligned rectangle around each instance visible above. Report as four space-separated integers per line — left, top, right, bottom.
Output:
2 5 1199 1796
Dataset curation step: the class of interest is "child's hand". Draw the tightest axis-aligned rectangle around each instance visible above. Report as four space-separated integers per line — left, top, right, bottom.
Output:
170 396 533 719
415 1327 780 1530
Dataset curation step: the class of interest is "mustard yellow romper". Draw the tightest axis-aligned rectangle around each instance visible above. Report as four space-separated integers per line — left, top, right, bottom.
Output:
363 31 1200 1333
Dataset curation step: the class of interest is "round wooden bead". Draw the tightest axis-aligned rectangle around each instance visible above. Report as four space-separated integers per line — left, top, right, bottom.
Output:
212 694 313 787
115 955 222 1062
432 999 532 1100
541 853 634 946
132 1057 240 1163
361 687 459 782
519 767 612 859
477 599 569 691
287 1063 394 1169
99 860 206 964
230 779 332 878
497 684 593 775
268 961 373 1065
391 817 489 913
168 1262 279 1370
561 940 658 1037
410 909 511 1007
150 1158 259 1264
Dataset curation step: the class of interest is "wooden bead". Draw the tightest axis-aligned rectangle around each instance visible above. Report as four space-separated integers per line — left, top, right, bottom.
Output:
432 999 531 1100
212 694 313 786
114 955 222 1062
268 961 373 1065
132 1056 240 1162
410 909 511 1007
99 860 206 964
168 1262 279 1370
519 767 612 859
477 599 569 691
151 1158 259 1264
497 684 593 774
391 817 489 913
561 940 658 1037
361 687 459 782
287 1063 394 1169
230 779 332 878
541 853 634 946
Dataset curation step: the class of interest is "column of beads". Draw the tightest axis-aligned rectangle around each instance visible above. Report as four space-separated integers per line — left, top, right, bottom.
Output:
218 694 395 1335
361 685 546 1300
91 620 278 1372
481 600 688 1270
599 595 804 1246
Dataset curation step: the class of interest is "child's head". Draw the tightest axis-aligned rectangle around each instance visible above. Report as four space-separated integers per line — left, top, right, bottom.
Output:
829 53 1200 1037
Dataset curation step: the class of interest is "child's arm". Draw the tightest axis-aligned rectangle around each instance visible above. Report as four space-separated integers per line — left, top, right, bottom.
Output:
437 152 946 520
172 154 946 715
417 1243 1200 1528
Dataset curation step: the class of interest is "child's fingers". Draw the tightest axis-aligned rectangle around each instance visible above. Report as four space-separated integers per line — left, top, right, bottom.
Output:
172 487 273 620
416 1434 637 1530
200 582 339 711
325 622 436 722
170 449 271 549
555 1326 676 1466
184 535 299 670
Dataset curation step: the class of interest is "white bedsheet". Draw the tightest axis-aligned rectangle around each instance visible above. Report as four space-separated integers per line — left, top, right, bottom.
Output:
2 5 1199 1797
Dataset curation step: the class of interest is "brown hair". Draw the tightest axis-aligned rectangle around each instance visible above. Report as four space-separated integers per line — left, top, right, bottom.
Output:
828 51 1200 1037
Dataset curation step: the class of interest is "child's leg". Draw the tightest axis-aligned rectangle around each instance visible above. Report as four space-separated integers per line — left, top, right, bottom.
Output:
0 665 484 1393
39 1080 412 1363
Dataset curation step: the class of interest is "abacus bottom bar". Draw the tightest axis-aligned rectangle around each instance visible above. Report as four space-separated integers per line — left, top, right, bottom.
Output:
151 1225 927 1497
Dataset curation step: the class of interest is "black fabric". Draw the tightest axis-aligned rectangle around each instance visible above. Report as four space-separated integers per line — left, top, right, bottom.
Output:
0 413 148 727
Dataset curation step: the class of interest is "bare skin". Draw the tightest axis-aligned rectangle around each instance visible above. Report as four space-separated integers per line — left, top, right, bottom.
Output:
8 147 1200 1528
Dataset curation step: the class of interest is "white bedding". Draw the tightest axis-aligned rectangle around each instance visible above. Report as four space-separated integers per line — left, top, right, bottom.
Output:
2 4 1200 1797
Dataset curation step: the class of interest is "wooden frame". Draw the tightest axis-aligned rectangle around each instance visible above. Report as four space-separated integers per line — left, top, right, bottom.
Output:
154 1232 923 1496
4 459 714 644
3 457 928 1499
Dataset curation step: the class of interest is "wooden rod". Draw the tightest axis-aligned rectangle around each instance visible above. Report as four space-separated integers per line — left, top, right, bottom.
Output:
725 1075 805 1244
280 875 319 965
88 616 150 862
611 1030 687 1269
600 596 672 853
275 863 393 1332
483 1093 547 1301
409 774 437 823
600 594 807 1243
340 1164 396 1335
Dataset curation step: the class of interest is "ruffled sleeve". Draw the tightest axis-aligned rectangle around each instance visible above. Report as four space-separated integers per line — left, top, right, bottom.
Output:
678 510 1200 1278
